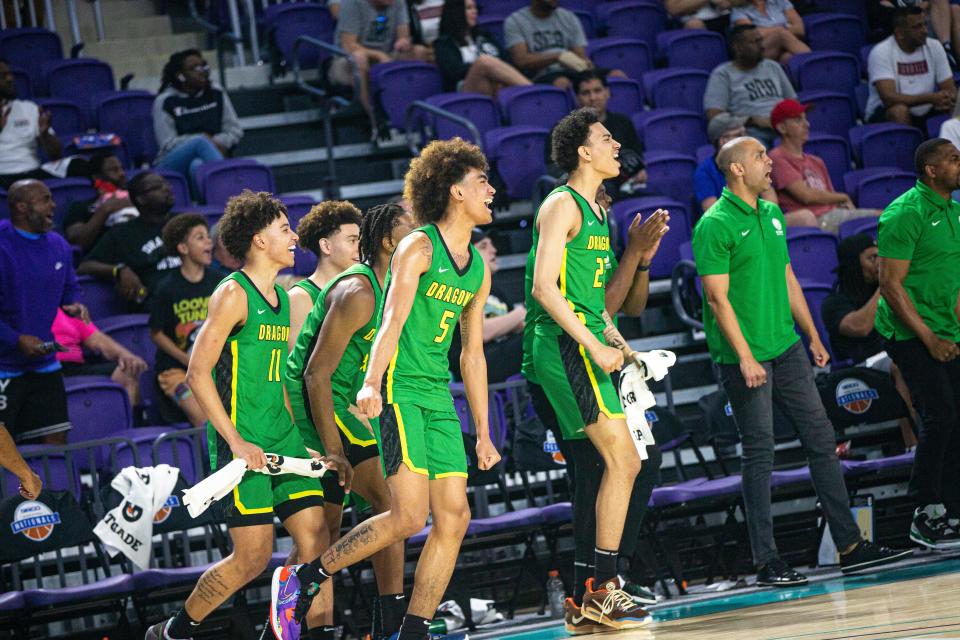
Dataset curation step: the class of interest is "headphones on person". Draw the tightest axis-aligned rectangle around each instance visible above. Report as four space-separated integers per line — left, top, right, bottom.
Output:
178 73 186 82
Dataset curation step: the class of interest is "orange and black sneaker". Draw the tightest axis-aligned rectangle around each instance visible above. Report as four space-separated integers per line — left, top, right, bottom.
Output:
580 577 652 630
563 597 608 635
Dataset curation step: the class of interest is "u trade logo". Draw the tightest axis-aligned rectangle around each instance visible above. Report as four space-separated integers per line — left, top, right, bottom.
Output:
10 500 61 542
836 378 879 415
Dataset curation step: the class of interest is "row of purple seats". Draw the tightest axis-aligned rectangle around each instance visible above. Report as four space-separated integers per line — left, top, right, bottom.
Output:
0 27 63 94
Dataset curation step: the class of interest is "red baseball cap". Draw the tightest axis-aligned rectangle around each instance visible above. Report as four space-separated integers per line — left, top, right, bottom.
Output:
770 99 811 129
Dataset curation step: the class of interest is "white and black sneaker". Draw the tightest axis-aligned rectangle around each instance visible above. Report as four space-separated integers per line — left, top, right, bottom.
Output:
910 507 960 550
620 577 660 605
840 540 913 574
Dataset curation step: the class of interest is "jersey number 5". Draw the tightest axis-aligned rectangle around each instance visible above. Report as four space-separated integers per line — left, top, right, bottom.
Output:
267 348 283 381
434 309 456 343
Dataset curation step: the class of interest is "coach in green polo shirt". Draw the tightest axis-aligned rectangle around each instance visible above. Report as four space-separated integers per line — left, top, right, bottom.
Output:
692 136 910 586
877 137 960 551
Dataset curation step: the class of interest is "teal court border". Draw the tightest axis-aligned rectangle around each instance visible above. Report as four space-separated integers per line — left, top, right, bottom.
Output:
498 558 960 640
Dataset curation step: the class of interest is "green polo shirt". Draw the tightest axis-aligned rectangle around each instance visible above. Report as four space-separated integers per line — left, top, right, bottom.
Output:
692 188 799 364
875 180 960 343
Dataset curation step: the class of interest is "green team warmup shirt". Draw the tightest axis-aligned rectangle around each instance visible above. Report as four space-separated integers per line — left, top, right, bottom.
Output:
291 277 322 305
692 187 799 364
384 224 485 410
875 180 960 343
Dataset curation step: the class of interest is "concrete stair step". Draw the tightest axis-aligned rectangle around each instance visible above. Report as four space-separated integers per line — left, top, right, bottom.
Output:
83 32 207 65
75 15 173 42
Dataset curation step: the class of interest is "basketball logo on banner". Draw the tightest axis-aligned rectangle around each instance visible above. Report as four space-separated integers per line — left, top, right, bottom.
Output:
10 500 61 542
836 378 879 415
153 495 181 524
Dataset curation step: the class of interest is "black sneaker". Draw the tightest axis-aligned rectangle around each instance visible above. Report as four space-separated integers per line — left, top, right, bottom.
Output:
840 540 913 575
910 509 960 550
756 558 808 587
620 576 660 605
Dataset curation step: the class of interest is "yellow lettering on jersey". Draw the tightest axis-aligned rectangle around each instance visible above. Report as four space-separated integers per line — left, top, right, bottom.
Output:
362 328 376 341
425 282 439 297
424 281 475 308
587 235 610 251
257 324 290 342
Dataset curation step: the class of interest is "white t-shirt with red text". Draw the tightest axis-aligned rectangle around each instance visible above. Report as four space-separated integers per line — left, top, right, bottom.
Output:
867 36 952 117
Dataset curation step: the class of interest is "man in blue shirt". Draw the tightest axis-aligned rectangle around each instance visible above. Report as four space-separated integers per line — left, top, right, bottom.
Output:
0 180 88 444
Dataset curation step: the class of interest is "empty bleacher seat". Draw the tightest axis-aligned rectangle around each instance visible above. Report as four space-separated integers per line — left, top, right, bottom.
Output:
856 171 915 209
800 282 835 358
485 126 550 201
572 9 596 38
611 197 690 279
849 123 923 172
476 0 527 17
265 3 336 69
78 275 127 318
425 93 502 144
596 1 663 43
644 151 697 208
798 90 857 139
0 28 63 94
34 97 86 135
635 109 708 158
786 228 838 285
788 51 860 96
804 13 865 56
838 216 879 239
927 112 951 139
97 314 155 367
656 29 727 73
587 38 653 82
95 90 157 167
65 378 133 443
497 85 573 128
606 77 644 116
46 178 97 231
44 58 115 123
642 68 709 111
195 159 275 205
371 61 444 130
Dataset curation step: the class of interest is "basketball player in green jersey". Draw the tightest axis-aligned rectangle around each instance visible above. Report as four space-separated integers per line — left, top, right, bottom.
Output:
285 202 416 639
531 108 652 630
288 201 362 351
271 138 501 640
145 191 335 640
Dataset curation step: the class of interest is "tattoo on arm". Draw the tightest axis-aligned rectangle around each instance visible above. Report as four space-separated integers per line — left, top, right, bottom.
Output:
418 240 433 269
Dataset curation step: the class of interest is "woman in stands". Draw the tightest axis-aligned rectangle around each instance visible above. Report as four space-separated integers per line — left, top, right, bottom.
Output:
434 0 531 95
152 49 244 197
731 0 810 63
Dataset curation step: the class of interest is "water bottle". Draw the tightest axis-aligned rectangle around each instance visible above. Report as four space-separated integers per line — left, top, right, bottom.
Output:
546 569 565 618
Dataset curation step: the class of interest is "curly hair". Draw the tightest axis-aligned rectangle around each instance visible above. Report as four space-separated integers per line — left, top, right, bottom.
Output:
403 138 488 225
360 202 406 265
218 190 288 261
162 213 208 257
296 200 363 257
551 107 601 174
160 48 202 93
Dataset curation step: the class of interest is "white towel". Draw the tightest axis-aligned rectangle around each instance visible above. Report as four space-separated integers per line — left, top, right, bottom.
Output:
618 349 677 460
93 465 180 570
182 453 328 518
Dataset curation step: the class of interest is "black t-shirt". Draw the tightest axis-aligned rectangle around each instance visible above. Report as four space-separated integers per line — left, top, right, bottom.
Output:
63 197 96 232
821 291 886 363
149 268 223 372
84 218 181 292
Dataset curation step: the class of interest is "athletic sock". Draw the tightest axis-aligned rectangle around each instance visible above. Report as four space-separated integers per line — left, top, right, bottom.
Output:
307 626 337 640
305 558 335 583
371 596 382 639
166 609 200 639
594 547 619 584
397 613 431 640
573 562 593 604
379 593 406 637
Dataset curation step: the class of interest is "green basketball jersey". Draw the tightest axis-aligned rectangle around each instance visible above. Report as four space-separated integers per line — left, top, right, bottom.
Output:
384 224 484 411
533 185 613 338
292 277 323 305
210 271 293 453
286 263 382 411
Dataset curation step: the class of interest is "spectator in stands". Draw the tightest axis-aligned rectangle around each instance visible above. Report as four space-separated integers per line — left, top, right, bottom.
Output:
0 180 89 445
693 136 911 585
0 423 41 499
63 153 138 252
731 0 810 63
408 0 446 45
877 138 960 550
288 201 362 351
150 214 219 428
937 97 960 173
867 6 956 126
210 221 240 275
704 24 797 148
0 58 64 188
153 49 243 195
876 0 960 70
695 113 777 212
769 99 880 232
664 0 731 32
78 172 181 305
51 308 148 407
545 71 646 202
821 234 918 449
434 0 531 95
329 0 432 134
505 0 594 89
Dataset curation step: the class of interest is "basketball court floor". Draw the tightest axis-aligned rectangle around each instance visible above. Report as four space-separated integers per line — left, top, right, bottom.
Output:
486 556 960 640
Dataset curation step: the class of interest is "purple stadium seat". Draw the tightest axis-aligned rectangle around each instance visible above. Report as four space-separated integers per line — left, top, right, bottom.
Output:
282 194 320 276
12 66 31 98
635 109 708 158
842 450 915 476
648 479 707 508
770 466 812 488
572 10 596 39
2 448 81 498
0 188 7 219
35 97 86 135
46 178 97 230
786 229 838 286
642 68 709 111
476 15 505 48
65 378 133 443
838 216 879 240
44 58 115 123
597 2 663 43
801 283 835 357
645 151 697 207
266 3 336 68
696 143 714 165
466 506 544 536
927 112 950 139
97 314 155 366
78 275 127 318
371 61 444 130
849 123 923 171
860 44 874 74
196 159 275 205
797 90 856 139
854 83 869 119
476 0 526 17
0 591 23 613
804 13 865 56
611 197 690 279
656 29 727 73
95 90 157 166
815 0 867 20
804 133 853 193
541 501 572 525
498 85 573 128
425 93 502 144
606 77 644 116
687 474 743 499
842 167 896 203
587 38 653 82
485 126 550 200
113 427 200 485
856 172 915 210
787 52 860 96
0 28 63 94
409 524 431 546
194 204 226 229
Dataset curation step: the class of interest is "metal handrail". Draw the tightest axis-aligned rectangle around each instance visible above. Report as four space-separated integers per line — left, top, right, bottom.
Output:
188 0 245 89
403 100 484 157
